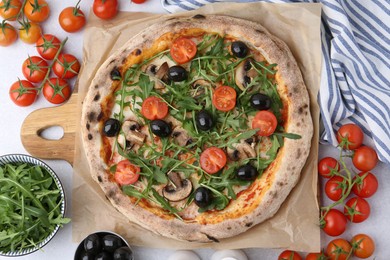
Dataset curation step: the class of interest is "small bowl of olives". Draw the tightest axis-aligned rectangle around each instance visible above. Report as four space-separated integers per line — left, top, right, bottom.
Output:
74 231 134 260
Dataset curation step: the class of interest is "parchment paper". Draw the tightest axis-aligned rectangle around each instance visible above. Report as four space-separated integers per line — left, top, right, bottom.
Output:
72 2 322 252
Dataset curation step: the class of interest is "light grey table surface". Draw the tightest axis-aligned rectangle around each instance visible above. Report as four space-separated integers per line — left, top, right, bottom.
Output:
0 0 389 259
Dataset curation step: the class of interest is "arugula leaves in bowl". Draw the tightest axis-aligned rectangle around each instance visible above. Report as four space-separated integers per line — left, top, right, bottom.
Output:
0 154 70 256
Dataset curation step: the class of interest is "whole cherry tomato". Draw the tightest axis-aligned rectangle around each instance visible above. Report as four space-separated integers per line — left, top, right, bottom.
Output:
200 147 227 174
170 37 197 64
212 86 237 112
0 22 17 46
278 250 302 260
22 56 48 83
352 172 378 198
53 53 80 79
252 110 277 136
326 238 351 260
19 22 42 44
0 0 22 21
337 123 364 150
344 197 370 223
93 0 118 20
36 34 61 60
114 160 140 186
322 209 347 237
325 176 346 201
24 0 50 23
9 80 37 107
318 157 340 178
43 78 71 104
59 1 86 33
351 234 375 259
352 146 378 172
131 0 147 3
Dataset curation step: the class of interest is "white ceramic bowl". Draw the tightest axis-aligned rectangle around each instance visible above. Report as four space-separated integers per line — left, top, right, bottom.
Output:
0 154 66 257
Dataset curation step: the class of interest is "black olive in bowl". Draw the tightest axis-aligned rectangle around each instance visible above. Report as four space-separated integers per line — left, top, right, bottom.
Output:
74 231 133 260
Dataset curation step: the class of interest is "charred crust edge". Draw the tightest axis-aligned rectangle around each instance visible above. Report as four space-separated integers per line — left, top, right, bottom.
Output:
94 93 101 101
193 14 206 19
204 233 220 243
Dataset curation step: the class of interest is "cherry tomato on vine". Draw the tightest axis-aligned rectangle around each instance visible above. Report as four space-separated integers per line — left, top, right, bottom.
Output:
322 209 347 237
19 22 42 44
43 78 71 104
22 56 48 83
0 0 22 21
344 197 370 223
318 157 339 178
53 53 80 79
93 0 118 20
114 160 140 186
36 34 61 60
305 252 328 260
278 250 302 260
59 1 86 33
352 146 378 172
141 96 168 120
212 85 237 112
337 123 364 150
200 147 227 174
252 110 277 136
351 234 375 259
24 0 49 23
131 0 147 3
0 22 17 46
352 172 378 198
170 37 197 64
326 238 351 260
325 176 346 201
9 80 37 106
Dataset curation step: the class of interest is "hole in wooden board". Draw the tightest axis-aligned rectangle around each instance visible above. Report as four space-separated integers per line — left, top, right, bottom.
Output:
38 126 64 140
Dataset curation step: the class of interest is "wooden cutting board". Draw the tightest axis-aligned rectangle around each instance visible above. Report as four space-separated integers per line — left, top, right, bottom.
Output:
21 93 79 165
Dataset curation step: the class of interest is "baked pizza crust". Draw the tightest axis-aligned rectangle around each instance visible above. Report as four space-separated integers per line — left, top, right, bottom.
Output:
81 14 313 242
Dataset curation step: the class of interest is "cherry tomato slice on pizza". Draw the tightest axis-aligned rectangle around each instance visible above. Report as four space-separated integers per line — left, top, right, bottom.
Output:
251 110 277 136
114 160 140 186
200 147 227 174
170 37 197 64
212 86 237 112
141 96 169 120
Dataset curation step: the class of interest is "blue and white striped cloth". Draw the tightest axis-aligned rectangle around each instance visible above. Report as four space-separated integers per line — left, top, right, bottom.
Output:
161 0 390 165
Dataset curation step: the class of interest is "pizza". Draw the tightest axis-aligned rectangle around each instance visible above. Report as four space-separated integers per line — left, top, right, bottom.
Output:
81 14 313 242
